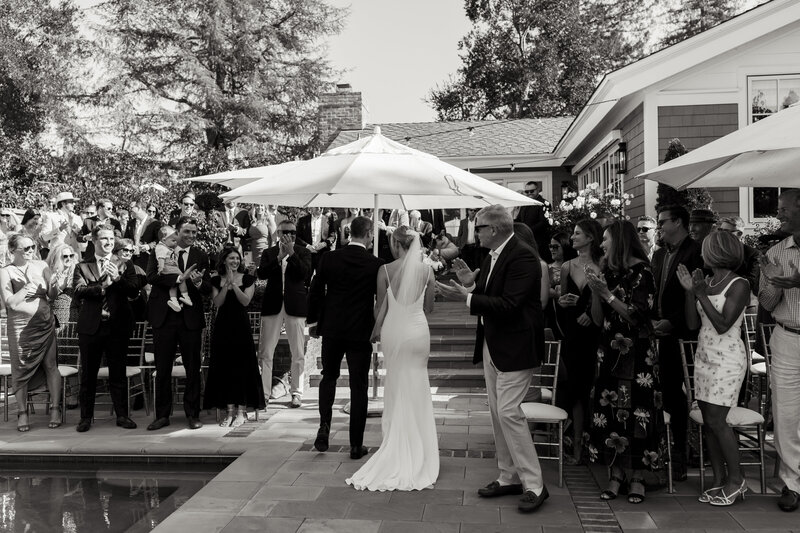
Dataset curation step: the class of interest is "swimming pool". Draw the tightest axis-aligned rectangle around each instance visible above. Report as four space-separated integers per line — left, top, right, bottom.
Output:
0 460 229 533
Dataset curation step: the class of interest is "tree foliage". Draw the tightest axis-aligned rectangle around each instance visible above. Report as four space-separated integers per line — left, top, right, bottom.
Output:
655 138 715 214
428 0 652 120
85 0 345 159
660 0 740 47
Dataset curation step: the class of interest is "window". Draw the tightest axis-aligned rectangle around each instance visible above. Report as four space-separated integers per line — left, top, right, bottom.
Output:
746 74 800 221
577 150 623 197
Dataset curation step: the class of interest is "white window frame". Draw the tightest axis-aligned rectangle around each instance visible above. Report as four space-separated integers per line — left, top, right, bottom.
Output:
577 148 623 198
743 73 800 223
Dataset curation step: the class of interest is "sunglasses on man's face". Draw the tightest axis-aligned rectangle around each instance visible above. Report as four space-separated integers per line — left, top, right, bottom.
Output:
21 245 36 252
523 190 537 195
474 224 491 231
637 226 655 233
120 248 135 253
657 218 675 228
279 230 297 235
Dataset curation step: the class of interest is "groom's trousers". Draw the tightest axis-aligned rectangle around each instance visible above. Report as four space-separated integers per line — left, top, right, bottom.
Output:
319 337 372 448
483 344 544 492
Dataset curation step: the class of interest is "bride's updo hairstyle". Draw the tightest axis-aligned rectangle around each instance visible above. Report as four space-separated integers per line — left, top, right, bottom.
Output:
390 225 416 251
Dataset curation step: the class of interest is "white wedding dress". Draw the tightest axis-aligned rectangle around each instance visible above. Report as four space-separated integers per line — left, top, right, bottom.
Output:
346 263 440 491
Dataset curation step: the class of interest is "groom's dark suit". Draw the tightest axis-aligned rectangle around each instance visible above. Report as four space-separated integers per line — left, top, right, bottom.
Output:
470 234 545 494
307 243 384 449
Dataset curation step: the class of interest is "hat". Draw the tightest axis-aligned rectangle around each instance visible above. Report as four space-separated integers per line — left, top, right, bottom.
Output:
689 209 716 224
182 191 196 201
54 191 78 204
0 208 13 216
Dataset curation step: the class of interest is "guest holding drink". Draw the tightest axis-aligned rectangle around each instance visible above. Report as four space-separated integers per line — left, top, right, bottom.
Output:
557 219 603 465
677 230 750 506
0 234 63 431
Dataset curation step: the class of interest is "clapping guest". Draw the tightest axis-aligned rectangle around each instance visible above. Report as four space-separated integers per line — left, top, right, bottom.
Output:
46 243 78 326
0 234 63 431
556 219 603 465
637 216 658 261
40 192 83 252
203 247 265 426
125 201 161 270
545 232 576 337
586 220 662 504
20 210 46 258
114 238 148 321
677 231 750 506
73 226 139 432
718 216 761 295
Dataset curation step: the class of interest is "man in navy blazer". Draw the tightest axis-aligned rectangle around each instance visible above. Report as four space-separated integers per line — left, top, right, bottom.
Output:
73 226 140 432
257 219 312 408
438 204 548 514
146 216 211 431
307 216 384 460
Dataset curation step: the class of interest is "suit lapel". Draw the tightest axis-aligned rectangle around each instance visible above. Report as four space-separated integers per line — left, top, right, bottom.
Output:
485 237 516 293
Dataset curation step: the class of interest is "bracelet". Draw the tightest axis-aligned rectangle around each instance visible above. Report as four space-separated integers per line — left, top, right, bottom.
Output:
606 294 617 304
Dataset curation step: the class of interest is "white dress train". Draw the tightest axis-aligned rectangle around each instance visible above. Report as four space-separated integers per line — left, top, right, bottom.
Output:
346 274 439 491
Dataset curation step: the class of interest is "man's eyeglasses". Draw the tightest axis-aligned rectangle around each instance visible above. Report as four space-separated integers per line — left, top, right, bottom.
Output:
182 202 194 207
0 214 10 218
21 245 36 252
657 218 675 228
120 248 135 253
278 230 297 235
637 226 655 233
474 224 491 231
62 253 75 259
523 190 537 196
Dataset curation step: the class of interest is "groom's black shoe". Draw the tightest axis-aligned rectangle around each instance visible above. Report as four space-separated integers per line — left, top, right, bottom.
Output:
350 446 369 460
478 481 524 498
518 486 549 513
314 423 330 452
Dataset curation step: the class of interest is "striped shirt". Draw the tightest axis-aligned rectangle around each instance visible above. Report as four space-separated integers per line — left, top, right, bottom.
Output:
759 235 800 329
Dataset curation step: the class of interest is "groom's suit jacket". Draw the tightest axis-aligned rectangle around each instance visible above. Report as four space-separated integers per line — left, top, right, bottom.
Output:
307 244 384 342
470 235 543 372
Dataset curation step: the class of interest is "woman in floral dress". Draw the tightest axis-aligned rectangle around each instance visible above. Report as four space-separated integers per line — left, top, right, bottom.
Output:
586 219 665 504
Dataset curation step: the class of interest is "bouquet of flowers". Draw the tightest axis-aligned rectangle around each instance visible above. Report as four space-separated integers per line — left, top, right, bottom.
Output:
547 182 632 235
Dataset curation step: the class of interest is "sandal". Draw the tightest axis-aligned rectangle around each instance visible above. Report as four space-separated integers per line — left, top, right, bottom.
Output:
600 473 626 500
49 406 63 429
231 410 247 428
219 408 235 427
17 412 30 433
628 478 645 504
698 485 724 503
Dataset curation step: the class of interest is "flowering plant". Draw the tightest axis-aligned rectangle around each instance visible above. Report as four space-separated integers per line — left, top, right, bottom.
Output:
547 182 631 235
743 216 783 253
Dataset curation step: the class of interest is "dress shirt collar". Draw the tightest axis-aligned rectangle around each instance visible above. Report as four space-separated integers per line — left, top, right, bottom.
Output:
491 233 514 258
348 242 366 250
176 245 190 255
787 235 798 249
95 254 112 263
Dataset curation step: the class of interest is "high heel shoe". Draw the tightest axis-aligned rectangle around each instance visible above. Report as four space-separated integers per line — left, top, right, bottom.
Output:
600 473 626 500
698 485 724 503
49 406 63 428
17 412 30 432
231 410 247 428
219 409 235 427
709 480 747 506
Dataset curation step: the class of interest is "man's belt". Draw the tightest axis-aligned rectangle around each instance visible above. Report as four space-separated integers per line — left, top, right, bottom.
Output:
776 321 800 335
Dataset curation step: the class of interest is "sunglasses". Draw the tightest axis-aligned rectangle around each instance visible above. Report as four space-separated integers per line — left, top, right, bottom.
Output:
147 209 157 213
120 248 135 253
474 224 490 231
279 230 297 235
62 253 75 259
657 218 675 228
183 202 194 207
21 245 36 252
523 190 537 195
637 226 655 233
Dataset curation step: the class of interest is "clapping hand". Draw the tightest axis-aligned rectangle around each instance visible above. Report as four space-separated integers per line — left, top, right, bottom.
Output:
451 258 479 287
690 268 708 296
278 235 294 258
189 268 205 286
435 280 469 302
676 264 694 292
759 255 783 280
761 257 800 289
585 269 608 295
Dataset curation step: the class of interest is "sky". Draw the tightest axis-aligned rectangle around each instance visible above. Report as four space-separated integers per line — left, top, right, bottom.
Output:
324 0 472 125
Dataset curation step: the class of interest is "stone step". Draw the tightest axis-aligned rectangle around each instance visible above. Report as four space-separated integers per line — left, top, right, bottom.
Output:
309 368 486 388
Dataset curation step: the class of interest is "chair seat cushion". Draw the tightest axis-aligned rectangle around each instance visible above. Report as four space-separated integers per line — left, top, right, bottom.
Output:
751 351 765 363
522 402 568 422
144 352 155 364
750 362 767 375
0 364 12 376
152 367 187 379
58 365 79 377
97 367 141 379
689 405 764 426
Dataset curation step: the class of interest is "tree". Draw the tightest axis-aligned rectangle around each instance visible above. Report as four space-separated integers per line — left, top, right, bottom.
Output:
655 138 715 214
428 0 652 120
87 0 345 159
660 0 740 47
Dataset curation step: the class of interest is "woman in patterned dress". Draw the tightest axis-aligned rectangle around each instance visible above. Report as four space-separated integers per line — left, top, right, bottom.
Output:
586 219 665 504
676 230 750 506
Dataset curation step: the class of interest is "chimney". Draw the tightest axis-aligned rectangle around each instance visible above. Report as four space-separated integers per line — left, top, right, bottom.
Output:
318 84 365 150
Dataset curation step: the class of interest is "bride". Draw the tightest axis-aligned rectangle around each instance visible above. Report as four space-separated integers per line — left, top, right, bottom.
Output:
346 225 439 491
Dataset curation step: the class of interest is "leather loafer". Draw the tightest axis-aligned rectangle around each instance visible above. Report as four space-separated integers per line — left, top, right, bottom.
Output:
314 423 330 452
518 486 549 513
350 445 369 460
76 418 91 433
187 417 203 430
478 481 524 498
778 486 799 512
116 416 137 429
147 417 170 431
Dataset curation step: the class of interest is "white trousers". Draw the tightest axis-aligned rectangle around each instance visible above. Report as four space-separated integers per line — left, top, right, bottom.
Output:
258 307 307 398
483 342 543 492
770 326 800 493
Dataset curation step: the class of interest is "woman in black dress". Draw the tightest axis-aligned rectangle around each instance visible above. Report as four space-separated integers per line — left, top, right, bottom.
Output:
586 220 664 504
557 218 603 465
203 247 265 427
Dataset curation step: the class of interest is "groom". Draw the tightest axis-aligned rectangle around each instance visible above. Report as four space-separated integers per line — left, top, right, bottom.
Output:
308 216 384 459
438 204 548 513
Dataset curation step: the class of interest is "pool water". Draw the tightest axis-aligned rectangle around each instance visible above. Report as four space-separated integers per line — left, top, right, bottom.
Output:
0 462 227 533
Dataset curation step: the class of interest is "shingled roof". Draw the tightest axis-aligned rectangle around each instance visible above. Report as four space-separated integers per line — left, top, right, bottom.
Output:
325 118 574 157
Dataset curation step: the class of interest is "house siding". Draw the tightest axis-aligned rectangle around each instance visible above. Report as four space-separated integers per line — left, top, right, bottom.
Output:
657 104 740 217
619 104 645 217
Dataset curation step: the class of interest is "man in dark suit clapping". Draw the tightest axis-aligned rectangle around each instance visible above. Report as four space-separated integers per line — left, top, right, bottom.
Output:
652 204 704 480
438 204 548 514
146 216 211 431
308 216 384 459
257 220 312 409
73 226 140 432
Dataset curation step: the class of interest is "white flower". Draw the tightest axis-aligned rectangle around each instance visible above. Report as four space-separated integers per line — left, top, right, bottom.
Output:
548 218 553 225
610 199 621 207
590 212 597 219
588 182 599 190
588 197 600 206
625 200 631 206
622 193 630 200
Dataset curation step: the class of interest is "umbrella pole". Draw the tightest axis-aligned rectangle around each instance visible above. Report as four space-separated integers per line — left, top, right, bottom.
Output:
372 194 380 400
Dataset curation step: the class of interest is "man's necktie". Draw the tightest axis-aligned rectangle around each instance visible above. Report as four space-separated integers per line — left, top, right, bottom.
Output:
178 250 186 271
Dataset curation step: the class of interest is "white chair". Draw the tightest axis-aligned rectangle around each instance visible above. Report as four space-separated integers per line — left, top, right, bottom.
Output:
522 340 567 487
679 340 767 494
96 321 150 416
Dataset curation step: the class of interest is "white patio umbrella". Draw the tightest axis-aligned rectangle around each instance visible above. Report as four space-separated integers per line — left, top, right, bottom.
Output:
185 160 303 188
636 103 800 189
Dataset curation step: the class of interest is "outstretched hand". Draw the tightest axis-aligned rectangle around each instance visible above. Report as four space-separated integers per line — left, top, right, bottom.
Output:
676 263 693 292
435 280 469 302
451 258 479 287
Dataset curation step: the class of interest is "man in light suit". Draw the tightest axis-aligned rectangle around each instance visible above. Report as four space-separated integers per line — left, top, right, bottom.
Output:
438 204 548 514
257 220 312 408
